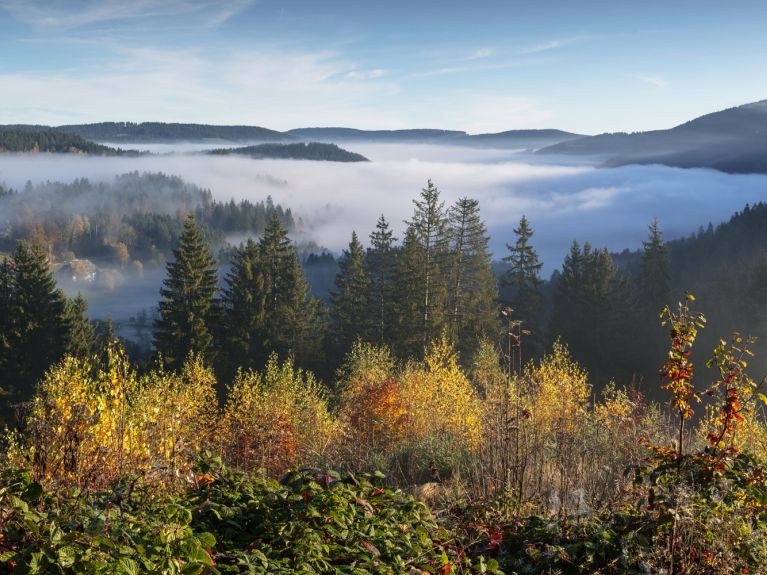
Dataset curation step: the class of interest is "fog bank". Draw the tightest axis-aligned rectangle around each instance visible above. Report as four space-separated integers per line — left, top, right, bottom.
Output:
2 144 766 275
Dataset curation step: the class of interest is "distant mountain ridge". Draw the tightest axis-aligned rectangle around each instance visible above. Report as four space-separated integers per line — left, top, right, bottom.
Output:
538 99 767 173
58 122 291 143
0 122 584 150
286 127 583 149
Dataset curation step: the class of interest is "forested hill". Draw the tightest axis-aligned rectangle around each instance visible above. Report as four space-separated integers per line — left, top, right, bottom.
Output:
611 202 767 371
286 127 583 148
209 142 369 162
57 121 292 143
537 99 767 174
0 128 132 155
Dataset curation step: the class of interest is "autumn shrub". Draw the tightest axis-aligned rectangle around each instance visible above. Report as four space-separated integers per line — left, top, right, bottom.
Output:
218 353 338 476
335 341 408 467
5 343 219 490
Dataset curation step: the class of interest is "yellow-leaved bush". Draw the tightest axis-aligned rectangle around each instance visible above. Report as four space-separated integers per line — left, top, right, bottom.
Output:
6 343 218 489
398 336 483 450
219 353 338 476
336 341 408 464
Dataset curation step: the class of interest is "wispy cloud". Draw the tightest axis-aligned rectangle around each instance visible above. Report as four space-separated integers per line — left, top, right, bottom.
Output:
0 0 254 28
0 45 553 132
409 60 523 79
463 47 494 61
344 68 386 80
628 73 668 89
516 36 588 54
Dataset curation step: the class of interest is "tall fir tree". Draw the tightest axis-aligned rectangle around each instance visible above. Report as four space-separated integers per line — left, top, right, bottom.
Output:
218 238 264 378
0 241 70 404
638 218 670 311
635 218 672 376
393 180 449 355
446 197 499 361
551 242 632 384
154 214 219 370
257 211 326 368
365 215 397 346
64 293 96 358
503 215 544 356
329 231 371 356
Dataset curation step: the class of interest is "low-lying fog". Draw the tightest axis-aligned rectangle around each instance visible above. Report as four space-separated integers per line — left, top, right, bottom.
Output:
2 144 765 272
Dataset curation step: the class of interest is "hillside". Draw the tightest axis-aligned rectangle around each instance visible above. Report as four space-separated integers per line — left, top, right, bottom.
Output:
287 126 583 149
57 121 293 143
286 127 467 143
538 99 767 173
0 128 132 155
209 142 369 162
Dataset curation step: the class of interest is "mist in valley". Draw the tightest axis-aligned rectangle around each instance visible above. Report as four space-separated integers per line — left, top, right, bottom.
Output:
2 144 766 271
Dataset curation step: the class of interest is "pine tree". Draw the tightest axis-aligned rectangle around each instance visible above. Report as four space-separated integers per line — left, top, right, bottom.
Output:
219 238 264 377
64 293 96 358
638 218 670 311
329 231 371 355
551 242 631 383
503 216 544 355
446 197 499 360
393 180 449 355
0 241 70 402
154 214 219 370
365 215 397 345
257 211 326 367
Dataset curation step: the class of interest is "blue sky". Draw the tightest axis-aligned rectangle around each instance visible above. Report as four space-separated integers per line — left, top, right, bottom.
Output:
1 0 766 133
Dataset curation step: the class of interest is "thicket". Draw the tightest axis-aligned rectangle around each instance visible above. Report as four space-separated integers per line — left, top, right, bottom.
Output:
3 292 767 573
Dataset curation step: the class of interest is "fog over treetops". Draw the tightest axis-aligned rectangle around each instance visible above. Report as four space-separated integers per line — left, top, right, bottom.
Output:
1 143 766 275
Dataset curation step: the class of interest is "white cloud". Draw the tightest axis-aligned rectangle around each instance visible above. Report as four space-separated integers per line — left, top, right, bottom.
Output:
516 36 588 55
464 47 494 61
344 69 386 80
0 46 552 132
628 73 669 89
0 0 254 28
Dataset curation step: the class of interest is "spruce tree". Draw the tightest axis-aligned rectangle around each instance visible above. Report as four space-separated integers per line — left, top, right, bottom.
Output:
0 241 70 401
503 215 544 355
393 180 449 355
219 238 264 377
329 231 371 355
638 218 670 311
446 197 499 360
551 242 632 384
154 214 219 370
64 293 96 358
257 211 326 367
365 215 397 345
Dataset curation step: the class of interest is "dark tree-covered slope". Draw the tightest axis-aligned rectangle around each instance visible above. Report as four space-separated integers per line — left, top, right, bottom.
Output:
57 121 293 143
0 128 131 155
209 142 369 162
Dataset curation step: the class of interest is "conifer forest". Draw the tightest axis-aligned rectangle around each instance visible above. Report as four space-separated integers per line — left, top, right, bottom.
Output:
3 2 767 573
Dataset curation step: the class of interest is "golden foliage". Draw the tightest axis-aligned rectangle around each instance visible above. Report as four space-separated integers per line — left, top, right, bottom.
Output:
6 343 219 489
336 341 408 458
220 354 338 476
526 339 589 436
398 335 483 449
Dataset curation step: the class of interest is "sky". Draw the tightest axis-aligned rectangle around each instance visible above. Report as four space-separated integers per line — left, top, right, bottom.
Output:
1 0 767 133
